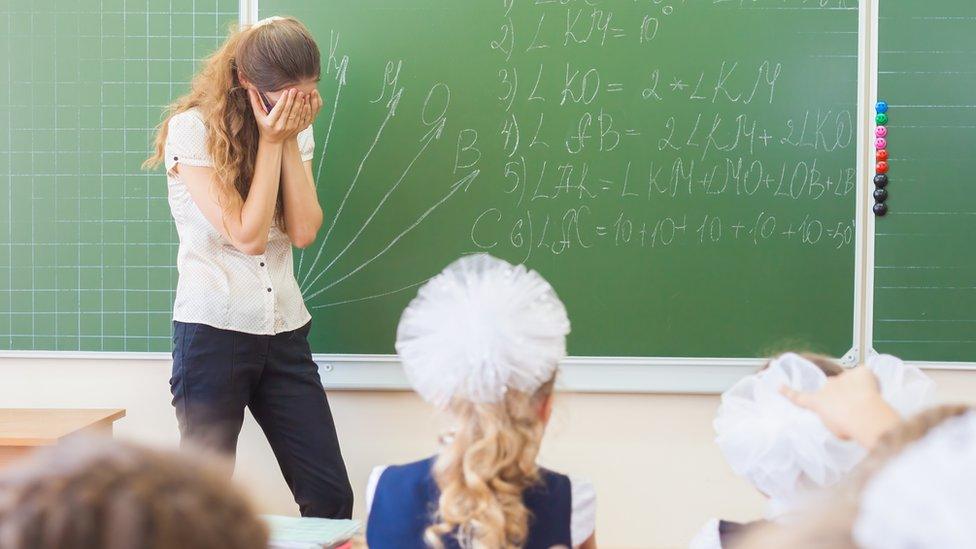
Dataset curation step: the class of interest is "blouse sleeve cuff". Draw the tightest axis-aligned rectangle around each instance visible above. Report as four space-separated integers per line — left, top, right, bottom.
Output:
164 111 214 172
298 125 315 162
365 465 389 516
689 518 722 549
570 476 597 548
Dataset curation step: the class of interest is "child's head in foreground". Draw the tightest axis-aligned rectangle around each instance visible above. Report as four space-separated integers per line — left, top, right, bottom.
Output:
394 253 571 548
714 352 934 518
0 437 268 549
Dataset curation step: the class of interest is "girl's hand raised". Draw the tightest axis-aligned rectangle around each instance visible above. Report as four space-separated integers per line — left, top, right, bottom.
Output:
248 88 306 143
781 366 903 449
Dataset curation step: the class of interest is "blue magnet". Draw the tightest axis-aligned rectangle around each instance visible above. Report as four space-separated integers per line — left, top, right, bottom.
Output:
876 101 888 114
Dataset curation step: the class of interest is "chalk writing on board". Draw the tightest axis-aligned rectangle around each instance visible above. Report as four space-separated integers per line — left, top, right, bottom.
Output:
291 0 857 312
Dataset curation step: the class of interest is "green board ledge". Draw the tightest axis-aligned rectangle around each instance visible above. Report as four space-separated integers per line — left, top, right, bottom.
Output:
316 355 768 394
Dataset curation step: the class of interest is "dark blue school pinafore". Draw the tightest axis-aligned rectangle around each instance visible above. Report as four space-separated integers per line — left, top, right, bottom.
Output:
719 519 765 547
367 457 573 549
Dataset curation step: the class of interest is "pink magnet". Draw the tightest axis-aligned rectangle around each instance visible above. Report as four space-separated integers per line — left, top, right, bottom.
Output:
875 137 887 149
875 126 888 138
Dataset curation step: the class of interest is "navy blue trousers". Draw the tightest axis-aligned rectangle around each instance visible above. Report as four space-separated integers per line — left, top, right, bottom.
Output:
170 320 353 519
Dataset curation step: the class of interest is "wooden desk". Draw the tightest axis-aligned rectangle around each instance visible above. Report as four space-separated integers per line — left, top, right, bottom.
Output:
0 409 126 468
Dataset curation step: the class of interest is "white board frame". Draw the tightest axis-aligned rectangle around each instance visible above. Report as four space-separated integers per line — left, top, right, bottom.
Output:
239 0 258 26
0 0 884 395
20 1 976 388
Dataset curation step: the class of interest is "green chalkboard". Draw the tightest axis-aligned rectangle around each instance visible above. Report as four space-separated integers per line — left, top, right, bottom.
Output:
262 0 860 358
1 1 859 358
874 0 976 362
0 0 237 352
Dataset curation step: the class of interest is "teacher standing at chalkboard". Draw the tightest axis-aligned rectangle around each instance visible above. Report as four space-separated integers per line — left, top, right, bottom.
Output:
143 17 353 518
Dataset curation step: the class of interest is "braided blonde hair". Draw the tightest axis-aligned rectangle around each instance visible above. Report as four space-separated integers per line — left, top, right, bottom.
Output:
0 437 268 549
424 377 556 549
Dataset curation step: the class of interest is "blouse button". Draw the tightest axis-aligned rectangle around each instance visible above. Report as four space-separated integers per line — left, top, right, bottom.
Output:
260 262 265 267
173 156 178 161
267 287 272 292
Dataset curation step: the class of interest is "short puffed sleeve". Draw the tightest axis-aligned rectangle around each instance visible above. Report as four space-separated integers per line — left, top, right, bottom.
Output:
164 109 213 173
570 476 597 548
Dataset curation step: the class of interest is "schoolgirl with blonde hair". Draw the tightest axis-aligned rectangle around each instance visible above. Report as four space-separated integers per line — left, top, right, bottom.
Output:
365 254 597 549
691 352 934 548
740 365 974 548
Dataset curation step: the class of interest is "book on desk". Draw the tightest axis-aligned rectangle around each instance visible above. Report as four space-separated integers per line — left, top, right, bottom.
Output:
263 515 360 549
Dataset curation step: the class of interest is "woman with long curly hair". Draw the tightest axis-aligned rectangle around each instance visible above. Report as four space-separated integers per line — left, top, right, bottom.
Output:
144 16 352 518
365 254 598 549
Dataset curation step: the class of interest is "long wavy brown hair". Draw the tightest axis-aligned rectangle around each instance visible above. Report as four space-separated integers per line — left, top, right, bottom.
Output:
144 17 320 228
0 437 268 549
424 377 556 549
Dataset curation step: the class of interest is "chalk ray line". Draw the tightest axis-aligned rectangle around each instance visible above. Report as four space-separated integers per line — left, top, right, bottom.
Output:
299 56 348 279
309 277 431 309
299 87 404 288
312 116 447 285
304 169 480 301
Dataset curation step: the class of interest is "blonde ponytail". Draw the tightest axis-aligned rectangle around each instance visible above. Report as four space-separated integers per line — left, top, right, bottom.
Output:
424 378 556 549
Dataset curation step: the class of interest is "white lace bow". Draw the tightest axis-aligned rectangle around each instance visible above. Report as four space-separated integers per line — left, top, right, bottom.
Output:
396 254 570 408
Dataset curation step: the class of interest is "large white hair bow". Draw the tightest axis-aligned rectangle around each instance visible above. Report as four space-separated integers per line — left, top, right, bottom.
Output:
395 254 570 408
855 411 976 549
715 353 865 516
715 352 936 517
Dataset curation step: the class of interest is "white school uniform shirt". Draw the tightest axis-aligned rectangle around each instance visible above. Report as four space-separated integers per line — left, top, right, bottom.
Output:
164 108 315 335
689 518 722 549
364 464 598 548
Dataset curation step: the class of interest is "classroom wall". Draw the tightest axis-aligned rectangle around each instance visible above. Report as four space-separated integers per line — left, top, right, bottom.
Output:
2 358 975 549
